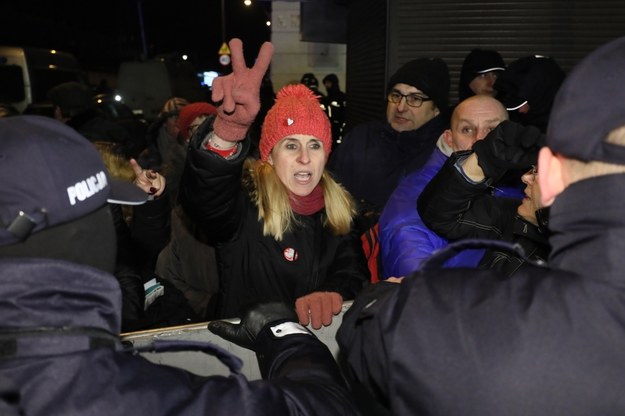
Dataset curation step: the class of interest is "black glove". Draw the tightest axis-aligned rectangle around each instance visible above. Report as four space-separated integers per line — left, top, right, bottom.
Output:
472 120 545 180
208 302 299 351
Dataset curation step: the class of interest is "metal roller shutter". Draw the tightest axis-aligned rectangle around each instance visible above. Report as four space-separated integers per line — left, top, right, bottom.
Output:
346 0 625 126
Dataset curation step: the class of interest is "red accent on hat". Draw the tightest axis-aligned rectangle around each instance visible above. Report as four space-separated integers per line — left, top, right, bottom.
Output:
260 84 331 161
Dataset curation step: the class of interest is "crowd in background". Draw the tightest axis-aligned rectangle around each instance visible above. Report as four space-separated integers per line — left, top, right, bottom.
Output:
3 34 625 416
0 45 565 332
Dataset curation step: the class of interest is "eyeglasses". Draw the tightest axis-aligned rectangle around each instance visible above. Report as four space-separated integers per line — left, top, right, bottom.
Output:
387 91 432 108
524 165 538 182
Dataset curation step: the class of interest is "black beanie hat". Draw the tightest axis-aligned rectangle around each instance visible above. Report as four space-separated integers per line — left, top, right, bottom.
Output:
459 49 506 100
387 57 450 110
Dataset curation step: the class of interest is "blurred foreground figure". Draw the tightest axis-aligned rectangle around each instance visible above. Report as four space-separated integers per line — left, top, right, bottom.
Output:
337 36 625 415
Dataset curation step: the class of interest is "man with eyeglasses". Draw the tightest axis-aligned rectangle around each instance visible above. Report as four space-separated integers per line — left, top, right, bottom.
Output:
328 57 450 222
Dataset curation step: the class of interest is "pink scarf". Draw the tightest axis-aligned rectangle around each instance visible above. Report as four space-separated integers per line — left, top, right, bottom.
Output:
288 184 325 215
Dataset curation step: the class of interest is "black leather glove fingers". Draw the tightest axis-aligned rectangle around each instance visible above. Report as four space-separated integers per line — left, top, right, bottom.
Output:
472 120 544 179
496 121 543 164
519 124 545 149
207 302 298 351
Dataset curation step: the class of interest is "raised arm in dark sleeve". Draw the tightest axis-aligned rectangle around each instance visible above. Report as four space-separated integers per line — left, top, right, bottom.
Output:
418 151 519 241
178 118 252 245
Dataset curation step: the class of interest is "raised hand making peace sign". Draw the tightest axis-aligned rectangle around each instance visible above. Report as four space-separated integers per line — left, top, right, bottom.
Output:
211 38 274 142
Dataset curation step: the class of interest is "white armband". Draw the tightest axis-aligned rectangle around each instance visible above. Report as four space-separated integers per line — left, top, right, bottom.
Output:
270 322 311 338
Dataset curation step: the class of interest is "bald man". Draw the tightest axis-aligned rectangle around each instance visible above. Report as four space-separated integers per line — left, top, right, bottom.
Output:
379 95 512 279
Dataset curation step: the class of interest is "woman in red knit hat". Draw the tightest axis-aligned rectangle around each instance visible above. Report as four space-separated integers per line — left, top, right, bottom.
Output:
179 39 369 328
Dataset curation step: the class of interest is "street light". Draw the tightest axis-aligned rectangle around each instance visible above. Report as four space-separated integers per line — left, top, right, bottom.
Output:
244 0 252 6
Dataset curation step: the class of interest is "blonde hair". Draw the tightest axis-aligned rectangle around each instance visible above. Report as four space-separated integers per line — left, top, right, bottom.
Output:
93 141 135 182
93 141 136 222
563 126 625 182
243 158 357 240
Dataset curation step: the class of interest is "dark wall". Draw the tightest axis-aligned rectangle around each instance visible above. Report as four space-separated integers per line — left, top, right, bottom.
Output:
344 0 388 129
301 0 348 43
345 0 625 130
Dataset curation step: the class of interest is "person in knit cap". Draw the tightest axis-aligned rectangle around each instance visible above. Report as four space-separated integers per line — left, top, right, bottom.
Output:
177 102 218 143
327 56 451 223
156 101 217 205
458 48 506 101
159 96 190 141
139 96 189 170
179 39 369 329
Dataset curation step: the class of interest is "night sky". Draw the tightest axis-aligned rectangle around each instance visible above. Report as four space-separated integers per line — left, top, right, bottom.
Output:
2 0 272 73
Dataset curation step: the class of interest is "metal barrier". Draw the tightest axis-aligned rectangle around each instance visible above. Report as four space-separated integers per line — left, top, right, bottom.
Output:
121 301 351 380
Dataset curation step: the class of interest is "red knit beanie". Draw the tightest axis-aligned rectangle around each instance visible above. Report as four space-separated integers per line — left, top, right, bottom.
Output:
260 84 331 161
177 102 217 141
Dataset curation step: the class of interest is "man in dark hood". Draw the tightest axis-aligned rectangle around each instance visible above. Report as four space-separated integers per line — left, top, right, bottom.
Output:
458 48 506 101
494 55 565 132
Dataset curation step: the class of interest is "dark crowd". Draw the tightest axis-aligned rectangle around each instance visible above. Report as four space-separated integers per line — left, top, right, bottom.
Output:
2 34 625 416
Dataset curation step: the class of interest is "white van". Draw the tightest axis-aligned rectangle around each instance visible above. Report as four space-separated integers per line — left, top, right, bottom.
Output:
0 46 83 113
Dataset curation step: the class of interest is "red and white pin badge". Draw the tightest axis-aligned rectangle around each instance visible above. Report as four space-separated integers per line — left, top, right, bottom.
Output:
283 247 298 262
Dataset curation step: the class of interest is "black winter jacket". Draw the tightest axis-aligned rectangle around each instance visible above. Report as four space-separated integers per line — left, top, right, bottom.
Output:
0 258 358 416
179 122 369 319
328 115 447 214
338 174 625 415
418 151 550 276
